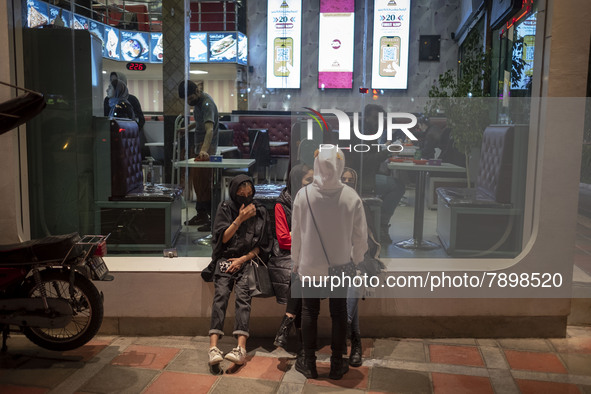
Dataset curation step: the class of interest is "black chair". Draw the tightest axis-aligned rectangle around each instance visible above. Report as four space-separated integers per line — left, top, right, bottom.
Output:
249 128 277 183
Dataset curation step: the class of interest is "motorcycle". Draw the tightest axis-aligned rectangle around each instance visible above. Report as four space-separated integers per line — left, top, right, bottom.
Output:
0 233 113 352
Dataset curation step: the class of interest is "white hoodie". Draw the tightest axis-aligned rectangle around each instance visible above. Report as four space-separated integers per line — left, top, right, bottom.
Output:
292 146 368 278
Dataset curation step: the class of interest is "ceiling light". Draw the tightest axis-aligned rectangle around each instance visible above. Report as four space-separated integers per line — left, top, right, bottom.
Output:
190 70 208 74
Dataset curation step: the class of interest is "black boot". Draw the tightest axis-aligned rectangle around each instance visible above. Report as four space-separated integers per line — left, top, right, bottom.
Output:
274 315 295 348
349 331 362 367
295 352 318 379
329 356 349 380
295 327 304 357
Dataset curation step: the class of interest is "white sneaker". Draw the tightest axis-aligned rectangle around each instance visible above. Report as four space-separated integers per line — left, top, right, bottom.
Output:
224 346 246 365
208 346 224 365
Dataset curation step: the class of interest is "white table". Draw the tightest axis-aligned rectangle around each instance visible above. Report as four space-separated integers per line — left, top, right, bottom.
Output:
174 158 255 244
387 161 465 250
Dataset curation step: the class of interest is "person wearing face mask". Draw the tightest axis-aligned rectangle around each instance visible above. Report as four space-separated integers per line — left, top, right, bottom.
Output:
271 164 313 356
105 79 136 121
177 80 219 231
292 147 368 380
202 174 273 369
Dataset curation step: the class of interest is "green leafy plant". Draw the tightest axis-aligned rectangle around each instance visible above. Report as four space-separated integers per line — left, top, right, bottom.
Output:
426 33 492 186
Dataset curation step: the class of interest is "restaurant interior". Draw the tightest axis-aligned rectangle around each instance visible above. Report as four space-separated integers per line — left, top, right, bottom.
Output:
16 0 561 262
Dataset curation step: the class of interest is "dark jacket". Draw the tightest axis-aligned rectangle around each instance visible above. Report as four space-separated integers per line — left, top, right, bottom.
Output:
268 188 292 304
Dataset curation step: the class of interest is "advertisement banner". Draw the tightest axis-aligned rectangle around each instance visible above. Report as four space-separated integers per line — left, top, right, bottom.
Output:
318 0 355 89
48 5 71 28
266 0 302 89
104 26 120 60
150 33 163 62
190 32 208 63
209 32 237 63
89 21 105 46
120 31 150 62
371 0 411 90
237 32 248 65
26 0 49 28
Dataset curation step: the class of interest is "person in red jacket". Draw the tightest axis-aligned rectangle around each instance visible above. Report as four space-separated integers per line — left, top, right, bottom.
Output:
272 164 313 355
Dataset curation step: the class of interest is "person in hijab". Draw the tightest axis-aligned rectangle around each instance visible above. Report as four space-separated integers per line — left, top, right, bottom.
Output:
205 174 273 368
271 164 314 353
292 146 368 380
104 72 147 157
105 79 136 121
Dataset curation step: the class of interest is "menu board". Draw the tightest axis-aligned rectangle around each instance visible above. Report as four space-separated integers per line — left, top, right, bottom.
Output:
103 26 120 60
266 0 302 89
317 0 355 89
190 32 208 63
48 5 71 28
26 0 49 28
120 31 149 61
89 20 105 45
209 32 237 63
237 32 248 65
151 33 163 63
371 0 410 90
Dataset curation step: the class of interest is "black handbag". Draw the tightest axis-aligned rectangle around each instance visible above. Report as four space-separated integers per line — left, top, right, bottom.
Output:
248 254 275 298
305 188 356 279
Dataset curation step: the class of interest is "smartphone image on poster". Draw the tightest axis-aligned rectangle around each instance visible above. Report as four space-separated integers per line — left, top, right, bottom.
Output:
274 37 293 77
379 36 400 77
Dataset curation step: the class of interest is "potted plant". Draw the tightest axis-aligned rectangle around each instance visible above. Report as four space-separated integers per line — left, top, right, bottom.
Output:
426 33 492 187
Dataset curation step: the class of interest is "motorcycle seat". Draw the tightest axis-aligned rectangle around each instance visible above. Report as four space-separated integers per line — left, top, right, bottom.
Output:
0 233 84 265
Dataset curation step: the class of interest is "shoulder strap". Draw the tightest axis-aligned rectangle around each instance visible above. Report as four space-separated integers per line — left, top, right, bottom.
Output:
305 187 332 267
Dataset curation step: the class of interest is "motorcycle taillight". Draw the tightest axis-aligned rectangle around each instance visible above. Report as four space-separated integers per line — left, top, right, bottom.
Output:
94 240 107 257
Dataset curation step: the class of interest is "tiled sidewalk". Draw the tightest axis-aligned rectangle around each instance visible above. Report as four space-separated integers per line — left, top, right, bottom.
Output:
1 326 590 393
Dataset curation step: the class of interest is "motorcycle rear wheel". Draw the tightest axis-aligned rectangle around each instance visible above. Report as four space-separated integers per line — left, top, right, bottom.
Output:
21 270 104 351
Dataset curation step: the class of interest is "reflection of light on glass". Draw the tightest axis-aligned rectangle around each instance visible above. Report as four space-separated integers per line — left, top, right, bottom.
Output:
190 70 208 74
287 94 291 99
262 94 266 98
62 141 69 150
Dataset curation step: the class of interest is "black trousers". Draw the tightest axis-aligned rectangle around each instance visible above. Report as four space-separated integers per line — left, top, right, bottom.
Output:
301 297 347 359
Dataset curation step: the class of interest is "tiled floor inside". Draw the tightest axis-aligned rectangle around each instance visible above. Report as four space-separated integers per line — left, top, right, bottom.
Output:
1 326 591 393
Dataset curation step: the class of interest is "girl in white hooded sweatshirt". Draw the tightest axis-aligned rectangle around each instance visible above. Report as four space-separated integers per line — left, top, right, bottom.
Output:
291 146 368 380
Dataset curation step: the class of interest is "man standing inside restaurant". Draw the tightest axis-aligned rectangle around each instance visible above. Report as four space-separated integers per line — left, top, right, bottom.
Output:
178 80 219 231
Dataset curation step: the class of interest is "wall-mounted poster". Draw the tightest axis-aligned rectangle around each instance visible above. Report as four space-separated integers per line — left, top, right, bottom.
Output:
512 13 536 90
190 32 208 62
89 21 105 46
371 0 411 90
209 32 237 63
237 32 248 65
318 0 355 89
26 0 49 28
48 5 71 28
151 33 163 62
104 26 120 60
266 0 302 89
120 31 149 61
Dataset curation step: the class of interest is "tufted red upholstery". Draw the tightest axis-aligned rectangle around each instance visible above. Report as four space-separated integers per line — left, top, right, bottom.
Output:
437 125 514 207
223 116 293 157
110 119 143 198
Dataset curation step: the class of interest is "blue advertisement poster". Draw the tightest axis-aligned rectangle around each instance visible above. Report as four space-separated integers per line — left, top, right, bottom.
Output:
209 32 237 63
150 33 163 62
72 14 88 30
26 0 49 28
190 32 208 63
104 26 120 60
120 31 150 61
89 21 105 46
237 32 247 65
48 5 71 28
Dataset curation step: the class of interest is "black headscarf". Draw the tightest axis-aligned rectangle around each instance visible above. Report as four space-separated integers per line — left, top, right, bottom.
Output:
228 174 255 212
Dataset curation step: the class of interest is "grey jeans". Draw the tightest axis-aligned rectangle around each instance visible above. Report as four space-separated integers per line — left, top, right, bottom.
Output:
209 270 252 338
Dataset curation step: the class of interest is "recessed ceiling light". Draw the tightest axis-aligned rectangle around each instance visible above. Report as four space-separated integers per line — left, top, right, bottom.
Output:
190 70 208 74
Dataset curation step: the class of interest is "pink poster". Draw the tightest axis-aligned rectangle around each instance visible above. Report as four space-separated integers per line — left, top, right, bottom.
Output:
318 0 355 89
